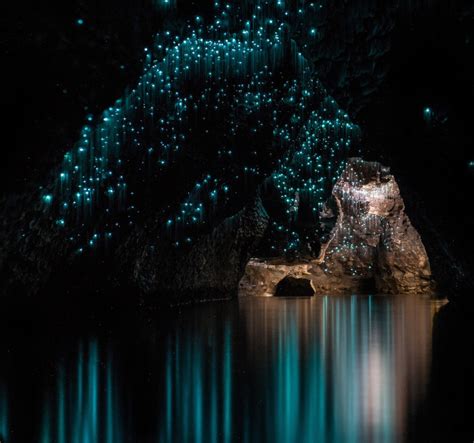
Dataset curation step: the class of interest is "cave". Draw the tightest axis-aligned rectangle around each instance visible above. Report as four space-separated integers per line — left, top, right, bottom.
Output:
1 0 473 442
274 277 316 298
358 277 377 294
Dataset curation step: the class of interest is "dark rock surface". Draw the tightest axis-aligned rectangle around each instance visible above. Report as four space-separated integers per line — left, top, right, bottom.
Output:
119 196 269 303
240 158 434 295
274 277 315 298
0 193 72 296
0 192 269 302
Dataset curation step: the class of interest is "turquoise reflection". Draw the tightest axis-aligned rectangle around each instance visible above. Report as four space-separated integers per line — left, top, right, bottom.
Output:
239 296 438 443
0 383 8 441
40 340 123 443
28 295 442 442
158 323 233 443
156 296 440 442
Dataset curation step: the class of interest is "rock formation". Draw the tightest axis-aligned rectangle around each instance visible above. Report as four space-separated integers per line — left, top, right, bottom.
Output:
120 196 269 303
240 158 434 296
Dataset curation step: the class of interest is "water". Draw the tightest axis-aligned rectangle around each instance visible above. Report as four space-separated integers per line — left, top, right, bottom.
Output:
0 295 472 442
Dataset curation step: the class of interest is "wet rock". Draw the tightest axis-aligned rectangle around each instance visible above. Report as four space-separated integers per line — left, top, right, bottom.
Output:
240 158 434 295
274 276 316 297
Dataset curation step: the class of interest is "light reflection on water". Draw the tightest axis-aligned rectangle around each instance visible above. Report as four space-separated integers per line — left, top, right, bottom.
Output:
157 295 443 443
158 325 233 443
38 341 124 443
0 295 447 442
0 383 8 442
238 296 441 443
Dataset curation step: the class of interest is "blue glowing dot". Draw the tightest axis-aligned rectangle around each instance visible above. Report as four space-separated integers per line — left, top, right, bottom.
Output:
423 107 434 124
43 194 53 204
76 18 84 26
309 28 317 36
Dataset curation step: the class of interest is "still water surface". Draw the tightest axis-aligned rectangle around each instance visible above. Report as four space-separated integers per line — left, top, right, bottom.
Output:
0 295 460 442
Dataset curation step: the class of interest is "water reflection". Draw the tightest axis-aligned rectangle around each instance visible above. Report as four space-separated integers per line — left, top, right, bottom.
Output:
239 296 440 443
39 341 124 443
158 326 232 443
155 296 443 443
0 295 450 442
0 383 8 442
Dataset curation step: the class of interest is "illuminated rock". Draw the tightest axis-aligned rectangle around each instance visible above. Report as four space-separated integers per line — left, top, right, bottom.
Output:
240 158 434 295
239 259 310 297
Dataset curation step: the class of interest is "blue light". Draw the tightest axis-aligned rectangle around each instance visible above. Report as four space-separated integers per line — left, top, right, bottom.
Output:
0 383 8 442
39 341 124 443
38 0 360 254
43 194 53 204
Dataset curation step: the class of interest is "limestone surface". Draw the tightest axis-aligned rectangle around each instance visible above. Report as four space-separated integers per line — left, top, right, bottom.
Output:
240 158 434 296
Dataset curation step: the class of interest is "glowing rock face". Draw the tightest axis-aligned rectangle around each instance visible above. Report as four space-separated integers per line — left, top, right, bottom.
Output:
240 158 434 295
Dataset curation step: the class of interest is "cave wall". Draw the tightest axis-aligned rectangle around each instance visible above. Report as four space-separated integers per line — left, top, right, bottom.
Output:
1 0 472 299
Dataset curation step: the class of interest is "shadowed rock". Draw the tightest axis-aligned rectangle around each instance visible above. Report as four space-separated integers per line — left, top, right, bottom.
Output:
274 277 316 297
121 196 269 303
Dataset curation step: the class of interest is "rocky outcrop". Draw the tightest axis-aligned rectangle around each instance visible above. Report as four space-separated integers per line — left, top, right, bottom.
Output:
240 158 434 296
121 196 269 303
